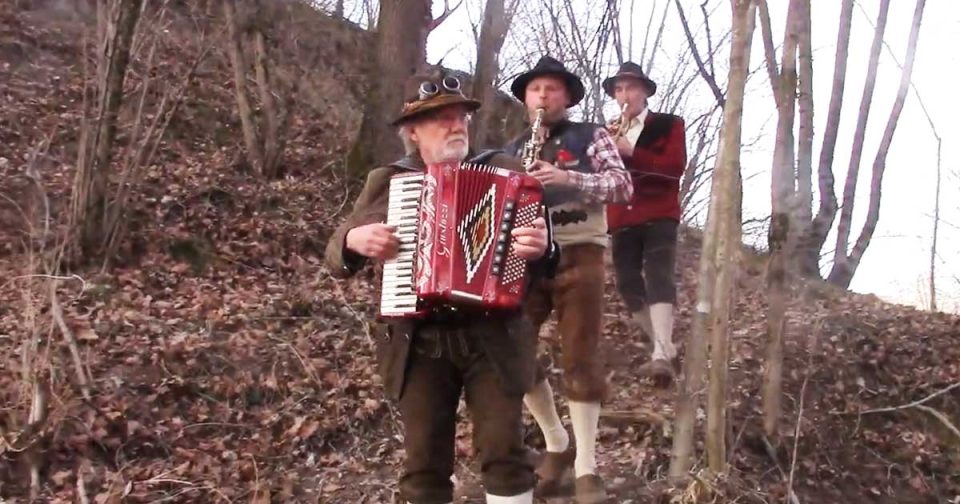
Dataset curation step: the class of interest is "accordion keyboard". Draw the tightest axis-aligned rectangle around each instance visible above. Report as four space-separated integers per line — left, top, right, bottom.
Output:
380 173 424 316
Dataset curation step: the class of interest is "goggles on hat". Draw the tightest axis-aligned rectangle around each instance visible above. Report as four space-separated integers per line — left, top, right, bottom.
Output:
418 76 462 100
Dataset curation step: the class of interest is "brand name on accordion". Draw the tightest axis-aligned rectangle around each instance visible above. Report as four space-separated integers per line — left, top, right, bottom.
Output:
437 202 451 257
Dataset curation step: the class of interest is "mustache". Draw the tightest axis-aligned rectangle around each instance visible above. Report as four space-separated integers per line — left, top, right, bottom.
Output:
446 134 467 143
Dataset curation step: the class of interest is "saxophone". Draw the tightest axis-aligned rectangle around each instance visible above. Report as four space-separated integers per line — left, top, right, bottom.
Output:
521 107 545 172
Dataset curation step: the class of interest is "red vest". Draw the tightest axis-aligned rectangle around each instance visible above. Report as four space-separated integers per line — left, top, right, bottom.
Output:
606 112 687 231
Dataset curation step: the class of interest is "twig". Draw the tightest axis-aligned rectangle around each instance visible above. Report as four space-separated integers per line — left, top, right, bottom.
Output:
914 405 960 440
0 273 87 296
673 0 725 108
267 335 322 387
49 280 92 401
785 372 808 504
600 408 668 425
248 453 261 503
836 382 960 415
78 466 91 504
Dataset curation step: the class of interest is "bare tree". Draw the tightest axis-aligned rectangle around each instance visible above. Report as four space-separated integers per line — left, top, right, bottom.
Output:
224 0 296 179
930 136 941 311
670 0 755 482
471 0 521 147
827 0 927 287
673 0 725 107
534 0 623 122
799 0 853 277
760 0 802 439
69 0 144 258
66 2 209 265
826 0 890 286
224 0 264 174
704 0 752 475
346 0 460 176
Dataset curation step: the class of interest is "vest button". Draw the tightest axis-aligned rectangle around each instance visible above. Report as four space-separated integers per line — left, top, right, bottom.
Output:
627 205 633 210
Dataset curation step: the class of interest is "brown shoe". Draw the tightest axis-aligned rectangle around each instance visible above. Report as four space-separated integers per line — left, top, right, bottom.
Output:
533 448 575 497
574 474 609 503
637 358 676 388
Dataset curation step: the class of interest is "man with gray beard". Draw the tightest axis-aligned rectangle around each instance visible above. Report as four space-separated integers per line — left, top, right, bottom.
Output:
325 68 560 504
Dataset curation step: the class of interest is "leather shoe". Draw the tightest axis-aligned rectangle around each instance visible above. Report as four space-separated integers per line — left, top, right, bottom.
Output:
533 447 575 497
574 474 609 503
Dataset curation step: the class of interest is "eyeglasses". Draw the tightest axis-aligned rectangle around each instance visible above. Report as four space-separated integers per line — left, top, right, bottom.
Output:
418 76 462 100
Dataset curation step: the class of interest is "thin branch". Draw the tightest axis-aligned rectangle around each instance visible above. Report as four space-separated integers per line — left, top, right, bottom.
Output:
429 0 464 31
50 280 92 401
673 0 725 107
754 0 779 99
846 382 960 415
914 405 960 440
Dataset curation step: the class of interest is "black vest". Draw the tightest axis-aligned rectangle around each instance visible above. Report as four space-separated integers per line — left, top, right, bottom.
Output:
507 120 599 206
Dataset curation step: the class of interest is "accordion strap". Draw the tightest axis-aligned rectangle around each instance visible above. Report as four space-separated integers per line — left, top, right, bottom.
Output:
466 149 504 165
387 150 505 172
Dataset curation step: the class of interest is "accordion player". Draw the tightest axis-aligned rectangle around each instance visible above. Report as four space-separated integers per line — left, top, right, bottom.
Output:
379 159 547 318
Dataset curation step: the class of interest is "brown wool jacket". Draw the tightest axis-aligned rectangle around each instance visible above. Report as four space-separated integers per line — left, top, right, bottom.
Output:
324 150 558 401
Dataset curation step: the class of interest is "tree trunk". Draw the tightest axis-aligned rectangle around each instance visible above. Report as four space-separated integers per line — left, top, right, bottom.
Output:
762 0 802 439
252 24 281 177
670 0 754 482
70 0 143 257
755 0 778 107
224 0 264 173
930 137 941 311
346 0 431 177
795 0 813 259
705 0 752 475
470 0 513 148
828 0 926 288
801 0 853 278
828 0 890 285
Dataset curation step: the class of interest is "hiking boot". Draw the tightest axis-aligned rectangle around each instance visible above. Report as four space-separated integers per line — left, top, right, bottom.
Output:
637 358 676 388
574 474 609 503
533 448 575 497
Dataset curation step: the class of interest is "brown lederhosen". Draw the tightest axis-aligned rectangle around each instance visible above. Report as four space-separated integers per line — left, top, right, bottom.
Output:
524 243 607 402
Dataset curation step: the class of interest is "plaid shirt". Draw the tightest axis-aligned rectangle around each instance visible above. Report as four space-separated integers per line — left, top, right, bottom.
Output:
566 127 633 204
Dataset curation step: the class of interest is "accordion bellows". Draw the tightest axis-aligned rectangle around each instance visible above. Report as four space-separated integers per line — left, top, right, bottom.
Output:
380 161 544 318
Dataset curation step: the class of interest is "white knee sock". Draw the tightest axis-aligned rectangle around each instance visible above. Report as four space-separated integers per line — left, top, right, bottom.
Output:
568 400 601 477
649 302 677 361
522 380 569 453
485 489 533 503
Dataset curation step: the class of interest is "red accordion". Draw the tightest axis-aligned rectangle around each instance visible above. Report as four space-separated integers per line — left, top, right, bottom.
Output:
380 160 544 318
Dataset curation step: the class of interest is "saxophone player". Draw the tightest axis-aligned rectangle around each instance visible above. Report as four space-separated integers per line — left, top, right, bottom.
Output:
504 56 632 503
603 61 687 387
